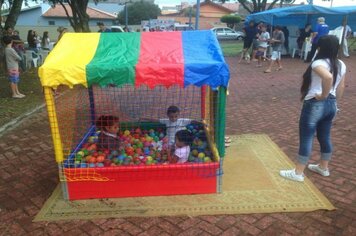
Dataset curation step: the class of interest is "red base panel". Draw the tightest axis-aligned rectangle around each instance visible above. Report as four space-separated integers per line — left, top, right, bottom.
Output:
64 162 219 200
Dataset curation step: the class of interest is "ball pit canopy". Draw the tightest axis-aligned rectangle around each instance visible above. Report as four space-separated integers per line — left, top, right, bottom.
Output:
39 30 230 89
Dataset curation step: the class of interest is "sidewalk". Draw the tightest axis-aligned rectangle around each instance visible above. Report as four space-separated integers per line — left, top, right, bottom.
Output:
0 55 355 235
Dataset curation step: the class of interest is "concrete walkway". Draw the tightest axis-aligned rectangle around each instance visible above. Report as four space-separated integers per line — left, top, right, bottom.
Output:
0 55 355 235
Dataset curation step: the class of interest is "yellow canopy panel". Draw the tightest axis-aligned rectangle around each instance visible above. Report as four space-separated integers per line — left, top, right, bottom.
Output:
38 33 100 88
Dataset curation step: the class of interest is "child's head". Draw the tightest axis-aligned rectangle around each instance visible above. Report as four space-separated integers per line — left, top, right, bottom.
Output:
175 130 193 148
3 36 12 46
96 115 119 134
261 24 267 32
167 105 180 122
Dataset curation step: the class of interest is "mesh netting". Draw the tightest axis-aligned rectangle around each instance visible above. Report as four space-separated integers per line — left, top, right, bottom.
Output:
46 84 223 183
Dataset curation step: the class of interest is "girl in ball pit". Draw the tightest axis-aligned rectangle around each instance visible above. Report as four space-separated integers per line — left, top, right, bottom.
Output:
168 129 194 164
96 115 123 152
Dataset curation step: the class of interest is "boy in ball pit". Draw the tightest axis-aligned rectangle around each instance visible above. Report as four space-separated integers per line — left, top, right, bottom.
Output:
96 115 124 152
168 129 194 164
140 105 200 146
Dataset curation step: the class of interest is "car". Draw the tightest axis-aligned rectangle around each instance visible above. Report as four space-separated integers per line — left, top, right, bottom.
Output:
210 27 245 40
174 23 194 31
111 25 124 32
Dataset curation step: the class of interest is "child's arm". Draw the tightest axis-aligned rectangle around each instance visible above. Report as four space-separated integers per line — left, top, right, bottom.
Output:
11 49 22 61
139 117 160 122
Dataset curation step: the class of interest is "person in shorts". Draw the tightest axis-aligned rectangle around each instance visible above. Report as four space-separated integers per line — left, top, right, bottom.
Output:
264 26 285 73
239 21 258 63
3 36 25 98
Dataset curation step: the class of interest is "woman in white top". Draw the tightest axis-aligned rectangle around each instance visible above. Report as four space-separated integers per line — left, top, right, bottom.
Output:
280 35 347 182
41 31 51 50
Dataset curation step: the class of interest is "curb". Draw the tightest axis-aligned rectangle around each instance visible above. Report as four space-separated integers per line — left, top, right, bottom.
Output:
0 103 46 138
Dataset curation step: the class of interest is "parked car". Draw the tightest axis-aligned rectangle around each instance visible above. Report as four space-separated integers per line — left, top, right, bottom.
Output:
211 27 245 40
111 25 124 32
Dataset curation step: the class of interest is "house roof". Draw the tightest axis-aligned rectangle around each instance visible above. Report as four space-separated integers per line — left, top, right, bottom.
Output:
195 1 234 14
222 3 240 12
42 4 116 19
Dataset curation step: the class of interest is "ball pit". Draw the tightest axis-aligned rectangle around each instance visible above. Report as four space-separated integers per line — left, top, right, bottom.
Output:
68 124 214 168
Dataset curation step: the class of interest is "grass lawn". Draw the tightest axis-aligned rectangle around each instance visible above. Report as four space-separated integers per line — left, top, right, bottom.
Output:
219 40 243 57
0 68 45 127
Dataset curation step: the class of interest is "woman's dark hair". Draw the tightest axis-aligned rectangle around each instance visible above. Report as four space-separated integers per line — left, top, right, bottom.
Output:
41 31 48 47
301 35 340 100
96 115 119 131
175 130 193 146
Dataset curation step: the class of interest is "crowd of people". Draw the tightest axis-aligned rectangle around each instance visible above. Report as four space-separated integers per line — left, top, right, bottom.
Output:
238 21 289 73
2 26 68 99
238 17 352 73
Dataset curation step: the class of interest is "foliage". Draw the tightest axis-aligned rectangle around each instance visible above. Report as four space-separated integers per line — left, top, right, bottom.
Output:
214 0 296 13
0 69 45 126
117 0 161 25
221 14 241 29
47 0 98 32
182 6 196 17
220 40 243 57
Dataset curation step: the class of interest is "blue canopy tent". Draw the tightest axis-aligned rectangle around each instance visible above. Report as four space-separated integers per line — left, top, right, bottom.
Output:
245 5 356 29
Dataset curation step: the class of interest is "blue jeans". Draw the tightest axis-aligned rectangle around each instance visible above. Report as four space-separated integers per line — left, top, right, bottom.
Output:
298 95 337 165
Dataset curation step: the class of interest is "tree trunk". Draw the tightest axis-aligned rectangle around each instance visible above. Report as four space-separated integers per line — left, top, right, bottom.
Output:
58 0 91 32
4 0 24 29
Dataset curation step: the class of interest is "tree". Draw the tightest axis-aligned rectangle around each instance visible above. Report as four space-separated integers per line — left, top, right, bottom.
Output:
214 0 296 14
220 14 241 29
182 6 196 17
47 0 97 32
117 0 161 25
0 0 24 73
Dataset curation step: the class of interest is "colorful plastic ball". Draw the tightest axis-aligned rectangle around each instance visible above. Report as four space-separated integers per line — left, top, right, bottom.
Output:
77 151 85 157
96 163 104 167
123 130 130 136
89 163 96 168
203 157 212 163
80 163 88 168
111 150 119 156
198 152 205 159
191 149 199 156
118 155 125 162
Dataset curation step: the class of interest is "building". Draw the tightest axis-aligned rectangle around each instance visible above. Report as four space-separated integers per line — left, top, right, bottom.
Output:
159 1 235 30
9 2 122 42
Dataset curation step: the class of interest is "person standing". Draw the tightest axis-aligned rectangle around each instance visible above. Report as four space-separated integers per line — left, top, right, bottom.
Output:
255 24 270 67
238 21 258 63
97 22 111 32
342 24 352 58
3 36 25 98
264 26 285 73
305 17 329 62
280 35 347 182
41 31 51 50
297 24 313 50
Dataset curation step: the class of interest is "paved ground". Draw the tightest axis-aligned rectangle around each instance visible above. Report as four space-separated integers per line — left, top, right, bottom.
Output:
0 54 355 235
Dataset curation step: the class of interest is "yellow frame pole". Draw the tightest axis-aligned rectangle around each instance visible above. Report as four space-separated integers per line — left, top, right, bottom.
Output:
44 87 64 163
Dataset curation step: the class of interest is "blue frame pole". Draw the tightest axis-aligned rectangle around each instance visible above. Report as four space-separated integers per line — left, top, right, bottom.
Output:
125 3 128 28
195 0 200 30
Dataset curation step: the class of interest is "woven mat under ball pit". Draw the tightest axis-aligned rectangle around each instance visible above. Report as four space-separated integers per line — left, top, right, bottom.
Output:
34 134 334 222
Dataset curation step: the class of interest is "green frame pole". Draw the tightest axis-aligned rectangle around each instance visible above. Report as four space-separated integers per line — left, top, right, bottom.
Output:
215 86 227 158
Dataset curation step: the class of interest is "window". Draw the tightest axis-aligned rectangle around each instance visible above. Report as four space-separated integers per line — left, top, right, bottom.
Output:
48 21 55 26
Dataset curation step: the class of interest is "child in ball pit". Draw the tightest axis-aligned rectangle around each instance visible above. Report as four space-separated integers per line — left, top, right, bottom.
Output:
168 129 194 164
141 105 199 146
96 115 123 152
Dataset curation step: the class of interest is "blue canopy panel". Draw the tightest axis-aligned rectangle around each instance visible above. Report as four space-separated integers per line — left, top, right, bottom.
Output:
246 5 356 30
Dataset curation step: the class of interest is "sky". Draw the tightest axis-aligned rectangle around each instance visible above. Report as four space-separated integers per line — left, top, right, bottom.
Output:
154 0 356 7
